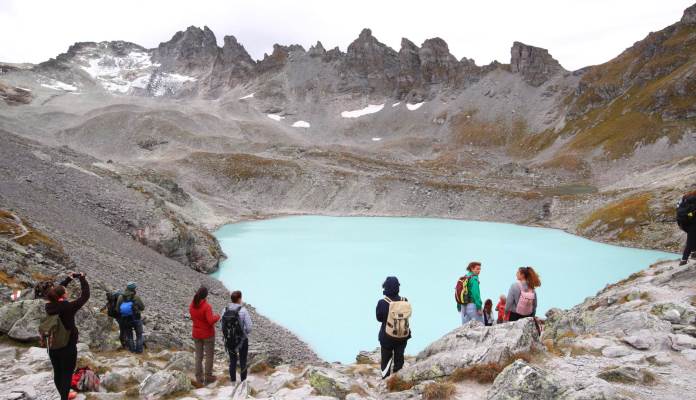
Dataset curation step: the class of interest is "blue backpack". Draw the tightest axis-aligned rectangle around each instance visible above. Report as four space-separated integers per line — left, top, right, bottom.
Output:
119 300 134 317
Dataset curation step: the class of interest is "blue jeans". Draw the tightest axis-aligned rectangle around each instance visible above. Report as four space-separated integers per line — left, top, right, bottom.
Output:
461 303 483 324
123 318 144 353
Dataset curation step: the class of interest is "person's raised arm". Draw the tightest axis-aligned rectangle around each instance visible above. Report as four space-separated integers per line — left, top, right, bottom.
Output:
70 274 90 311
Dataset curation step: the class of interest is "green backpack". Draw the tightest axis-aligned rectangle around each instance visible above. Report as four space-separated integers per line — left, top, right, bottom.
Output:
38 314 71 350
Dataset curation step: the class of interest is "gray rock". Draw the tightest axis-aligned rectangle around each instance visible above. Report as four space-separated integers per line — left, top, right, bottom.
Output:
669 334 696 351
164 351 194 372
486 360 565 400
401 318 539 381
355 348 381 364
623 334 654 350
139 370 191 399
0 299 43 338
662 309 682 323
101 371 129 392
510 42 564 87
601 345 631 358
305 366 358 399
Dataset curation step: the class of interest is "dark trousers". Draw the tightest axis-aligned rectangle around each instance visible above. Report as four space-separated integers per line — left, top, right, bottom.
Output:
48 343 77 400
380 340 407 379
116 318 128 348
228 339 249 382
509 311 532 322
683 224 696 261
123 318 144 353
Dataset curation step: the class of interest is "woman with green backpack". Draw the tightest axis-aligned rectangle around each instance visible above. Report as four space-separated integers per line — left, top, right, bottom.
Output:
41 272 90 400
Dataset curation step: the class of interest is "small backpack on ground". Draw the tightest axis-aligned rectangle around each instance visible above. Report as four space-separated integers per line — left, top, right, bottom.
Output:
454 275 471 304
71 367 100 392
119 298 134 318
221 306 246 353
676 195 696 232
106 291 121 318
38 313 71 350
515 283 536 316
384 297 412 339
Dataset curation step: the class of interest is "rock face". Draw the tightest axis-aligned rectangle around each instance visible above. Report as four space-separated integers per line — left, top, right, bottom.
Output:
419 38 460 85
400 318 540 381
0 82 32 105
205 35 256 95
510 41 564 86
486 360 564 400
343 28 400 94
682 3 696 24
153 26 219 75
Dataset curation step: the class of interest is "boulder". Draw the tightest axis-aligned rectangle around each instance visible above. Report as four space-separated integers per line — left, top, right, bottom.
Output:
267 370 298 393
400 319 539 381
356 348 381 364
596 365 654 385
305 366 357 399
622 333 654 350
601 345 631 358
100 371 129 392
139 370 191 399
486 360 565 400
0 299 44 340
164 351 194 372
669 334 696 351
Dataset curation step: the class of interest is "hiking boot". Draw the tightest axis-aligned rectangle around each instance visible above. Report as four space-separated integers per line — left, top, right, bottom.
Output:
680 259 688 266
191 380 204 389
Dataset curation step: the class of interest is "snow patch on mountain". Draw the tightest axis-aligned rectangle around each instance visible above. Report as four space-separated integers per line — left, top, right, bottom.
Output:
341 104 384 118
239 93 255 100
407 102 424 111
292 121 310 128
267 114 285 121
41 80 78 92
392 102 401 107
372 137 382 141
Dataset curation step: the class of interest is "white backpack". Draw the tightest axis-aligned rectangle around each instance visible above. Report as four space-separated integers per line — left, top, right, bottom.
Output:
515 283 536 316
384 297 412 339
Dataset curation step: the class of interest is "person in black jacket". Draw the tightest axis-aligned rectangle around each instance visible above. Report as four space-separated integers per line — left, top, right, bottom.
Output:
44 272 90 400
678 191 696 266
376 276 410 379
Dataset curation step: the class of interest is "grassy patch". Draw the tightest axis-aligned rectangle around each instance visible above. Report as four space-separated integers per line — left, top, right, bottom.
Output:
578 193 652 240
248 361 275 376
185 153 303 182
422 382 456 400
386 375 414 392
448 352 535 384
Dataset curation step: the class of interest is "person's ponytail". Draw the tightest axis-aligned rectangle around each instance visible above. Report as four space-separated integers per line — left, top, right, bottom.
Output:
193 286 208 307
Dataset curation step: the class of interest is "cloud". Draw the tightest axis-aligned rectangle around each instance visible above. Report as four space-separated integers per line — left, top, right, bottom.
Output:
0 0 692 70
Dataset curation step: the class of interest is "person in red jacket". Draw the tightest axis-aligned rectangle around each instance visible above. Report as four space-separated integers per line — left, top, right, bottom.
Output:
189 286 220 386
496 294 509 323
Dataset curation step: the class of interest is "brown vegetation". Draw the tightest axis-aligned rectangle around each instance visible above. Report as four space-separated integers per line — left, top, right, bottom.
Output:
385 375 414 392
422 381 457 400
578 193 652 240
449 352 535 384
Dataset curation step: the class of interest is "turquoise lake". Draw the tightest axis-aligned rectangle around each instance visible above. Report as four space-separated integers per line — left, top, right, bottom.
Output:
213 216 675 363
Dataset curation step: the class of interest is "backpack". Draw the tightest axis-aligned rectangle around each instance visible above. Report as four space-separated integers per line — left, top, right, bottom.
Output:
515 283 536 316
221 306 246 353
119 299 134 317
384 297 412 339
676 194 696 231
106 291 121 318
71 367 100 392
454 275 471 304
38 313 71 350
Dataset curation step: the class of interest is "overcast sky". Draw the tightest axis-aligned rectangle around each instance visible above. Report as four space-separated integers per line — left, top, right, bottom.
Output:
0 0 692 70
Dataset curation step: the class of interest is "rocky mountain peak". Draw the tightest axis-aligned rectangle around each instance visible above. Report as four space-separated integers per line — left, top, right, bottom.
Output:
153 25 219 75
419 37 459 85
256 44 294 74
682 3 696 24
308 41 326 57
345 28 399 91
510 41 564 86
220 35 254 66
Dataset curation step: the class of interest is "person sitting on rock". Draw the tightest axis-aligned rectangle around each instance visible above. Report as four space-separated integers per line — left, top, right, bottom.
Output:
677 190 696 266
506 266 540 321
496 294 509 323
221 290 252 384
117 282 145 354
43 272 90 400
483 299 494 326
190 286 220 386
376 276 412 379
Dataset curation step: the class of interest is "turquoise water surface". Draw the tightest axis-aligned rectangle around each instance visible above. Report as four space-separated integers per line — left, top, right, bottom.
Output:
213 216 674 363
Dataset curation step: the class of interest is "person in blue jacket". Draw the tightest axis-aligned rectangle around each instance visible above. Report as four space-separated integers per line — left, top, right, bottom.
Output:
376 276 411 379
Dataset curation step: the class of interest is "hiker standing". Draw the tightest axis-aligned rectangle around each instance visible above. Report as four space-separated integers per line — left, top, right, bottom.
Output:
495 294 509 323
117 282 145 353
677 190 696 266
189 286 220 386
455 262 483 324
376 276 412 379
506 266 541 321
221 290 252 383
483 299 494 326
42 272 90 400
105 289 128 349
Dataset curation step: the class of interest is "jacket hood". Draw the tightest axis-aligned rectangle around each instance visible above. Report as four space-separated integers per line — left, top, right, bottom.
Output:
45 301 61 315
382 276 400 297
123 287 136 297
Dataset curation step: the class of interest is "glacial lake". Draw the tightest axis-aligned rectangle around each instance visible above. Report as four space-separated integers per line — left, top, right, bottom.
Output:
214 216 674 363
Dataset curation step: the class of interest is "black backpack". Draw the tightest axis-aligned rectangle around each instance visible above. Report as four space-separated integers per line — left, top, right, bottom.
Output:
677 194 696 231
221 306 246 353
106 291 121 318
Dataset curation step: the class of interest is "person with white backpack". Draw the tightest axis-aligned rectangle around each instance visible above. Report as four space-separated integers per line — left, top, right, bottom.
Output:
505 266 541 321
376 276 411 379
